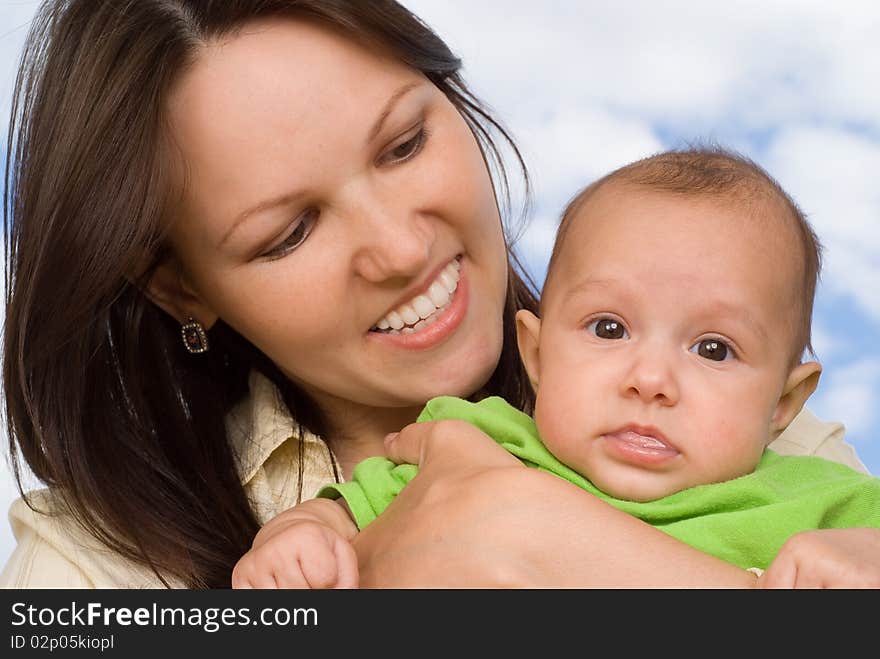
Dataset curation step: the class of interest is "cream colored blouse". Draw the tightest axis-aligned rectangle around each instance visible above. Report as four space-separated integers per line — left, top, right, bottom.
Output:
0 371 869 588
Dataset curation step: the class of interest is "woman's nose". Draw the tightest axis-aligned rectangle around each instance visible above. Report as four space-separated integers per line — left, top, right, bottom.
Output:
619 344 680 406
349 194 435 283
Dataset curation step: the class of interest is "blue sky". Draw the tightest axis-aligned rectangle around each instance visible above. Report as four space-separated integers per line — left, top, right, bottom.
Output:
1 1 878 565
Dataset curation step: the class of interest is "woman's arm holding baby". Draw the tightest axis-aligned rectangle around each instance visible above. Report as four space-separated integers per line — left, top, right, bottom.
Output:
355 421 880 588
354 421 757 588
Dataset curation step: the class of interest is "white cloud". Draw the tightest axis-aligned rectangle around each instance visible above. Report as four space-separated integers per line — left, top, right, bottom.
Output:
405 0 880 133
809 324 840 364
514 106 663 205
510 107 662 281
812 358 880 443
763 126 880 322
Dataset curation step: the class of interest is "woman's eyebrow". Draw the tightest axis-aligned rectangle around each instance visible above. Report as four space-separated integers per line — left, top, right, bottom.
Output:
220 192 298 248
367 81 421 143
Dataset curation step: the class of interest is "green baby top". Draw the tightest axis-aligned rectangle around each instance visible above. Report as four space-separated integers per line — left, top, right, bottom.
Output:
318 396 880 570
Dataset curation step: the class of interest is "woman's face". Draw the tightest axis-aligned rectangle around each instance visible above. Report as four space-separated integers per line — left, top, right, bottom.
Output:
163 18 508 424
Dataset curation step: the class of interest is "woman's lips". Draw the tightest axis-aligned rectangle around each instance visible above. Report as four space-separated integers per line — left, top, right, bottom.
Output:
602 427 680 465
366 260 469 351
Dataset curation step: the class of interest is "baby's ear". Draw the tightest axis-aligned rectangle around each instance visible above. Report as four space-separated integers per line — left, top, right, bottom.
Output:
515 309 542 391
770 361 822 439
143 255 218 328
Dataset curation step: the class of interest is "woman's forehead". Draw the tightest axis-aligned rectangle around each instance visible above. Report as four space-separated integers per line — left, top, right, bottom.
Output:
167 17 421 136
163 17 431 234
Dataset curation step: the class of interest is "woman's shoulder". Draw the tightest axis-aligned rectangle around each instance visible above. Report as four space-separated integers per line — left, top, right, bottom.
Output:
1 489 172 589
768 407 870 474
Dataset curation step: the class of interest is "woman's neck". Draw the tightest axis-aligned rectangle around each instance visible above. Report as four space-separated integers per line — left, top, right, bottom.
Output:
319 401 424 480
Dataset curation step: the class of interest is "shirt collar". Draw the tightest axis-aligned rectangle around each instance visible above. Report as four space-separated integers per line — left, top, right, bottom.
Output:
226 370 326 485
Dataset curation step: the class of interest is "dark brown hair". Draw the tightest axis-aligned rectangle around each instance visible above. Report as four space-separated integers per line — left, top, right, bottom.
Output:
3 0 537 588
545 146 821 364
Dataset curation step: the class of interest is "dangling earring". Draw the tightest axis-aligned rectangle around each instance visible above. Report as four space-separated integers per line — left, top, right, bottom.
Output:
181 317 209 354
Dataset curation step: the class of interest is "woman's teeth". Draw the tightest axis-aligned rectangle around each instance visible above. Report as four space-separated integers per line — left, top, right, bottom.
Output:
373 258 461 335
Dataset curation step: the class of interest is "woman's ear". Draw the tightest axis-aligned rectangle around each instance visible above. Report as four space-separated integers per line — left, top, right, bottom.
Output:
769 361 822 440
144 255 218 328
515 309 542 392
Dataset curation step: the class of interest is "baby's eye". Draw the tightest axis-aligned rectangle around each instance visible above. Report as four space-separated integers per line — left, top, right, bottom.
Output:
690 339 734 362
587 317 629 340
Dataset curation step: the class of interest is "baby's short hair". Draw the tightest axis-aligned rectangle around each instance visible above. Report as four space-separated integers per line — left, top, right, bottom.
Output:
545 146 823 365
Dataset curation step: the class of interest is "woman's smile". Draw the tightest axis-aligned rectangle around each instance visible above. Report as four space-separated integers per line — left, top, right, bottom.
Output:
367 256 469 350
371 256 460 334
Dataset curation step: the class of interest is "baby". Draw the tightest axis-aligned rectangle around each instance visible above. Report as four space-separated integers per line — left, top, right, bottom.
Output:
233 147 880 588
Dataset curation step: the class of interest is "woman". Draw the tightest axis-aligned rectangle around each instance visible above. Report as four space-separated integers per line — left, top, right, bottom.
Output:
2 0 874 589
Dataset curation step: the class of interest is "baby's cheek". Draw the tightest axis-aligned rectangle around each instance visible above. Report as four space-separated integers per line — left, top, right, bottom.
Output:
533 392 578 458
705 423 766 483
533 394 558 439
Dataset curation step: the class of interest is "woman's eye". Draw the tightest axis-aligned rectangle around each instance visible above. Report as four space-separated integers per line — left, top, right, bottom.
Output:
690 339 734 362
379 127 427 165
587 317 628 340
262 209 318 259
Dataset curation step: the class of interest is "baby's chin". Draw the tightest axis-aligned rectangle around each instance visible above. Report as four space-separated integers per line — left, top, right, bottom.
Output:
592 475 687 502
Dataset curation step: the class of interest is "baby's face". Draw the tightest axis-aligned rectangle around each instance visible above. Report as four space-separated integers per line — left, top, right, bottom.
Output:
526 186 811 501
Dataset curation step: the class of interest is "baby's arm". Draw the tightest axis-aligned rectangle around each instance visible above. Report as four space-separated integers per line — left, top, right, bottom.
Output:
232 497 359 589
758 528 880 588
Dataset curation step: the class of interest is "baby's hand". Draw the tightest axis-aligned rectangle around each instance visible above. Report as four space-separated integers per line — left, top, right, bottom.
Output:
232 498 359 589
758 528 880 588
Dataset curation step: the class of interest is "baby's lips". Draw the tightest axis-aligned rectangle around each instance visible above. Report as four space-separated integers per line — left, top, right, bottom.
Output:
610 430 670 450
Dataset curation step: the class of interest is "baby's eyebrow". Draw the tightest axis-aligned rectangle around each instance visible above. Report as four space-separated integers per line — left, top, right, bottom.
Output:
558 277 617 302
548 276 626 314
696 301 769 341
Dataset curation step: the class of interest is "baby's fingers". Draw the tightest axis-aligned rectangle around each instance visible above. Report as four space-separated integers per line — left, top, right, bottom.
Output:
297 533 355 589
298 555 339 589
332 534 359 589
231 552 279 589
